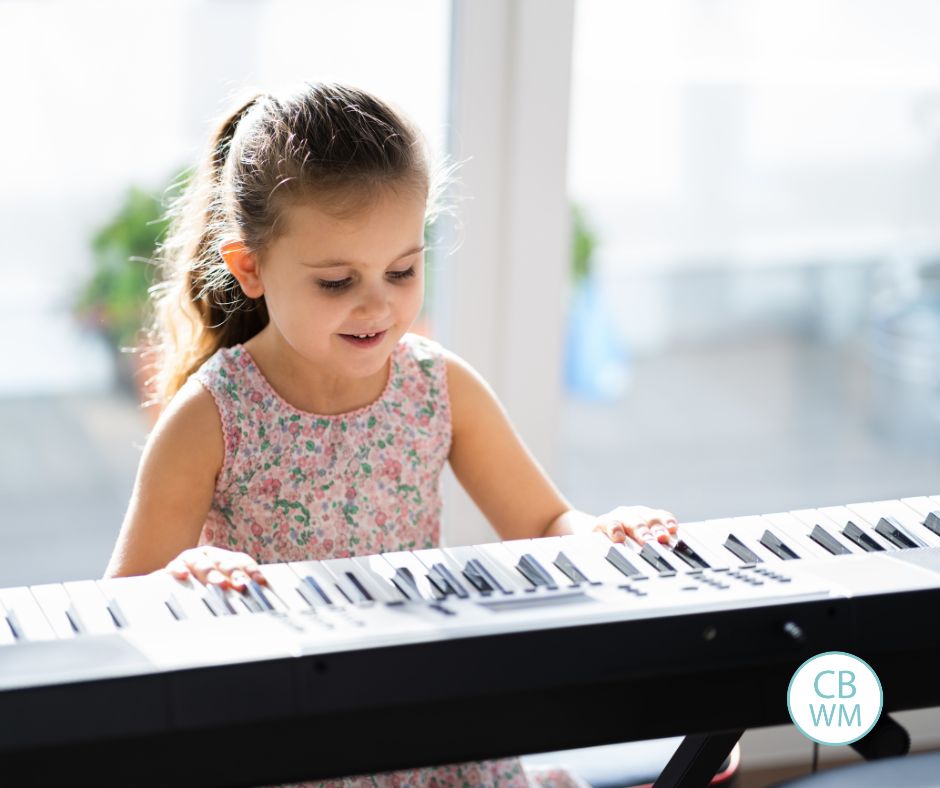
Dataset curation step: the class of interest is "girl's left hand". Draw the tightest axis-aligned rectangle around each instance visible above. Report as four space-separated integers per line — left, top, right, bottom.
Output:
590 506 678 545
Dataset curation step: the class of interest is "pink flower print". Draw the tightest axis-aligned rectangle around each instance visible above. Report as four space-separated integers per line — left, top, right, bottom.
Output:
314 488 325 500
417 382 428 396
259 478 281 497
375 511 388 526
288 421 301 437
383 458 402 478
345 486 357 500
273 536 289 554
249 390 263 404
239 353 251 367
314 424 326 437
250 522 263 537
323 538 334 552
418 413 430 427
205 529 215 541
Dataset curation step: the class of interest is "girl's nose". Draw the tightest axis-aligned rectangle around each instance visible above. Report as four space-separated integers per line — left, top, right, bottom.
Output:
353 284 388 319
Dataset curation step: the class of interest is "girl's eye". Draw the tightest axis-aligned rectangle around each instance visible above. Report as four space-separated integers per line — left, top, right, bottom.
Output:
317 278 352 291
388 266 416 281
316 266 416 292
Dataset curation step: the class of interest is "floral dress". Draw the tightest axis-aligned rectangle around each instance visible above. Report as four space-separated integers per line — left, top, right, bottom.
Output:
193 333 586 788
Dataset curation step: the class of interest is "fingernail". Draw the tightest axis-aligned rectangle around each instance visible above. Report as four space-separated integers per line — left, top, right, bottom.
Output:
207 569 226 586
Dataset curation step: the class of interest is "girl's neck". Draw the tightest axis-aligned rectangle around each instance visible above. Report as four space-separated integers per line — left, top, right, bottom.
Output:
242 328 391 416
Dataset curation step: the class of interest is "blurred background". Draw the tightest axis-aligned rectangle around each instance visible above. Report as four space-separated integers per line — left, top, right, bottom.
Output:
2 0 940 778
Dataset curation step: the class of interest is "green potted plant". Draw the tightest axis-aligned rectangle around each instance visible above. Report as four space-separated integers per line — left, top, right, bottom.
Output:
75 178 181 396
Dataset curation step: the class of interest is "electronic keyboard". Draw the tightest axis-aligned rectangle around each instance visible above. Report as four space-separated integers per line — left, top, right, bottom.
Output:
2 495 940 787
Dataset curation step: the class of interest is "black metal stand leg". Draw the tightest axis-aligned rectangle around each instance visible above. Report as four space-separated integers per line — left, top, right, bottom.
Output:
652 730 744 788
850 714 910 760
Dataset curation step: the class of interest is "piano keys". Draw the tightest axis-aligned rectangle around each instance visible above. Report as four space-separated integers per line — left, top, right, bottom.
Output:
2 495 940 787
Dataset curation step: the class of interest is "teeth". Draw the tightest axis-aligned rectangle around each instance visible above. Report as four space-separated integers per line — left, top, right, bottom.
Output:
355 333 377 339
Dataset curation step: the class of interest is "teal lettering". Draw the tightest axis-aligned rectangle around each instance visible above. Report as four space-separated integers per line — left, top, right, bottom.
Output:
809 703 837 726
838 670 857 699
839 704 861 727
814 670 836 698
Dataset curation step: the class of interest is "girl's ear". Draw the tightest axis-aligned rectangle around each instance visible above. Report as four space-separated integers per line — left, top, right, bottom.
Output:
219 240 264 298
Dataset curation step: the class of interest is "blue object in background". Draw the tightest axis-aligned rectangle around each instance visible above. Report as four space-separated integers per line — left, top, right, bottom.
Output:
564 273 631 401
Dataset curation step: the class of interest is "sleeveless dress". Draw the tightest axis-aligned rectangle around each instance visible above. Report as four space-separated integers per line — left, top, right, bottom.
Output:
192 333 586 788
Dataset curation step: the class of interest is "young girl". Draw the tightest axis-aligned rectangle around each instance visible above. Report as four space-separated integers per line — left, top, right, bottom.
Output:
104 82 677 788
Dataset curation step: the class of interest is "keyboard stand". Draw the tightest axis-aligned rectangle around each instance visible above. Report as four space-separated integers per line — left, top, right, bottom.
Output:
652 730 744 788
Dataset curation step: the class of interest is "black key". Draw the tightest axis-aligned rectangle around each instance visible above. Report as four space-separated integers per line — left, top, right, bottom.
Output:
606 546 642 578
760 530 800 560
247 580 275 611
303 575 334 605
843 521 885 552
554 551 593 584
516 554 558 589
392 567 423 601
107 600 128 629
64 605 84 635
5 612 23 640
924 511 940 537
430 562 469 599
723 534 762 564
464 559 512 594
640 543 675 574
810 524 851 555
875 517 926 549
164 597 186 621
204 584 237 616
344 572 374 603
671 540 710 569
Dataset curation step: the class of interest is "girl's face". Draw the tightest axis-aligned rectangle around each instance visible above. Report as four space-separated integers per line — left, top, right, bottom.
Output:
257 189 427 380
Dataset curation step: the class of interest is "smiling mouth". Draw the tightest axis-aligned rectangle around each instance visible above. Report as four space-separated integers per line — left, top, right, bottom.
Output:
339 330 387 347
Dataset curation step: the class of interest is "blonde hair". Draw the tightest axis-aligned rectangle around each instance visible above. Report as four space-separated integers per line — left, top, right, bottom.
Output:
144 82 447 408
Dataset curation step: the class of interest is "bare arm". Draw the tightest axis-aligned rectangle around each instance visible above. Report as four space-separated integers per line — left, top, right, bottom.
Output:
445 350 677 543
104 379 224 578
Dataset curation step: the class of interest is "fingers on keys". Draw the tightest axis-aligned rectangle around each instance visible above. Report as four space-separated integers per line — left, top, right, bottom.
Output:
594 507 678 545
165 547 266 590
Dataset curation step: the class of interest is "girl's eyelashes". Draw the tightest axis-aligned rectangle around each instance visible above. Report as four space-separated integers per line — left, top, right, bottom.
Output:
316 266 417 292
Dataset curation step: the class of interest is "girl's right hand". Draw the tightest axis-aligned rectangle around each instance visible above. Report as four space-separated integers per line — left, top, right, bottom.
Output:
165 546 267 591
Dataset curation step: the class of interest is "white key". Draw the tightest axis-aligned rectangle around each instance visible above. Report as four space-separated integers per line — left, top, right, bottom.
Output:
412 548 481 599
499 538 573 587
788 508 873 555
817 505 895 552
30 584 81 638
847 500 939 549
375 551 443 601
154 573 220 621
96 575 178 630
554 533 638 584
899 497 940 541
729 515 822 562
289 561 351 606
349 556 412 603
761 511 841 559
258 563 320 612
679 518 771 566
444 545 524 593
321 557 397 604
666 523 728 569
0 587 56 641
474 542 542 591
528 535 607 584
63 580 120 635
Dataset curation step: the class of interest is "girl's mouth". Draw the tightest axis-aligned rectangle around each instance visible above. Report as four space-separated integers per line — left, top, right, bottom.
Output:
339 330 387 348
